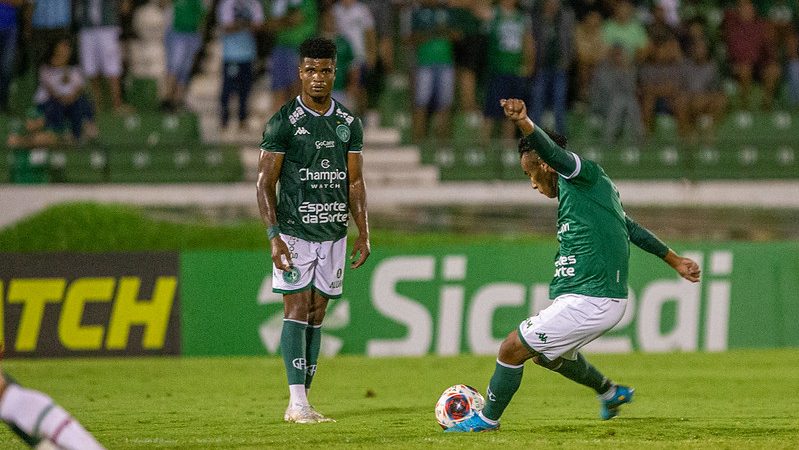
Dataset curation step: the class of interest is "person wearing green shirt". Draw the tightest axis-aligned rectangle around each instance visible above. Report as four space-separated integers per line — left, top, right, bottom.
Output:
162 0 207 111
447 98 701 432
257 37 371 424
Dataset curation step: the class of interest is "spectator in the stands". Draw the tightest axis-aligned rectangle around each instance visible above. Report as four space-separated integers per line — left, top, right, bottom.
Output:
362 0 400 127
0 0 21 114
6 106 61 148
35 38 98 143
590 43 644 144
638 36 689 138
405 0 458 142
265 0 318 118
448 0 490 127
28 0 72 69
530 0 574 135
161 0 207 112
332 0 376 115
482 0 533 141
217 0 263 131
571 0 613 21
722 0 780 110
762 0 799 108
574 10 608 108
319 7 357 108
74 0 133 113
602 0 649 64
681 38 727 144
646 2 679 48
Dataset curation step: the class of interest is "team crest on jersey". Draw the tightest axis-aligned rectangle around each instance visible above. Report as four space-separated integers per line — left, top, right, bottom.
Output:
336 124 350 142
283 266 301 285
294 126 310 136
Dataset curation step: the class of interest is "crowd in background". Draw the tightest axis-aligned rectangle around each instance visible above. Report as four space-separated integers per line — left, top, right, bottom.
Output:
2 0 799 148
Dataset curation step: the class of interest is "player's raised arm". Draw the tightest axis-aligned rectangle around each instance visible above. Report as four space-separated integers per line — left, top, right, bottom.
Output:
626 214 701 283
500 98 578 177
347 152 371 269
256 151 293 271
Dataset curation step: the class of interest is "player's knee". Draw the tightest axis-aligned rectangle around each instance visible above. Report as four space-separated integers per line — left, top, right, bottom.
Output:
532 354 562 371
497 331 532 366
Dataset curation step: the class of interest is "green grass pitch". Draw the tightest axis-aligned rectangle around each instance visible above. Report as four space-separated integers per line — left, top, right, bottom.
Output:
2 349 798 449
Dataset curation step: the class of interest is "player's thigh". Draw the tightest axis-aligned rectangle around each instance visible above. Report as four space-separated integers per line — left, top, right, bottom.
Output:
312 236 346 299
518 295 625 361
272 234 316 295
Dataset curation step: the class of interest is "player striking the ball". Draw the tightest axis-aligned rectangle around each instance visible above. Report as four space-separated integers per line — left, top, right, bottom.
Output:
447 98 701 432
257 37 370 424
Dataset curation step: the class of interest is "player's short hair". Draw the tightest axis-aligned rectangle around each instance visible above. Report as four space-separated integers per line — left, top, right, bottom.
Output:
299 37 337 62
518 129 568 158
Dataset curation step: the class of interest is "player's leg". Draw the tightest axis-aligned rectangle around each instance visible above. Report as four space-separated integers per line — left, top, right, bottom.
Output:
446 330 533 432
301 237 346 422
304 290 328 391
272 235 317 423
303 290 334 422
0 371 105 449
526 295 633 419
280 290 314 422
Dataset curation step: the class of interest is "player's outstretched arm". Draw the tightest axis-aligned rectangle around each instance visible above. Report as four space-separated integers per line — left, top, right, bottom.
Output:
664 250 701 282
625 215 700 282
347 152 371 269
256 150 293 271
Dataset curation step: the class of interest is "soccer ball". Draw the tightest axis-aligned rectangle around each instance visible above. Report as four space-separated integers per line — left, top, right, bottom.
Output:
434 384 485 429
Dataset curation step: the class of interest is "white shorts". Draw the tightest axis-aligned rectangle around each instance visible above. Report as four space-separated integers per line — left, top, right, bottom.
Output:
79 26 123 77
518 294 627 361
272 234 346 299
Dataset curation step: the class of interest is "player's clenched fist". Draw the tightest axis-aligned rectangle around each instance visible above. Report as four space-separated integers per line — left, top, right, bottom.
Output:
500 98 527 121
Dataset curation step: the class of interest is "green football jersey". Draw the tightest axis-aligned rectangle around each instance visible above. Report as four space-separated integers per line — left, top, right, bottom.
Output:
260 96 364 242
525 128 629 299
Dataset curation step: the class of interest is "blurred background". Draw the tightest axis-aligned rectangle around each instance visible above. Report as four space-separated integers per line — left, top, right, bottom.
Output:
2 0 799 238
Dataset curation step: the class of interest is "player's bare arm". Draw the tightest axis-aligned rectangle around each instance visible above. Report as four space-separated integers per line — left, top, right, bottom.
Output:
347 152 370 269
500 98 535 135
664 250 701 283
256 150 293 271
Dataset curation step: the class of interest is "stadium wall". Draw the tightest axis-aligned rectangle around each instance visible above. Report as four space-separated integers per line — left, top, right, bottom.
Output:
2 242 798 358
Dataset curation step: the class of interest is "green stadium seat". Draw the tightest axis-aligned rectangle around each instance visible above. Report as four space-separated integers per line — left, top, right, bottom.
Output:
97 111 201 146
106 144 242 182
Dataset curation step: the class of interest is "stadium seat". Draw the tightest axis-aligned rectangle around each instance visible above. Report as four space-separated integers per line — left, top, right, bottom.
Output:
97 111 201 146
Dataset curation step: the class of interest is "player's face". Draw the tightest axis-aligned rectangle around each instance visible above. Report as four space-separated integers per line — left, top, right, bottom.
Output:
299 57 336 99
521 152 558 199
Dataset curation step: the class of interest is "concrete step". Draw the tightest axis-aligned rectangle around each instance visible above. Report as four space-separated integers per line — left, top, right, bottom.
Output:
363 165 439 186
363 146 420 168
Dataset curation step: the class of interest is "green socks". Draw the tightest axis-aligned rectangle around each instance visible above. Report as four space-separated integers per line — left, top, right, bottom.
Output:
554 353 612 394
280 320 308 385
305 325 322 389
481 361 524 421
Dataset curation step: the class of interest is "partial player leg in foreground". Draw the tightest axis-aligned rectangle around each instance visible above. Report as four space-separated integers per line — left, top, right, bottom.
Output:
446 296 634 432
280 288 336 424
0 371 105 449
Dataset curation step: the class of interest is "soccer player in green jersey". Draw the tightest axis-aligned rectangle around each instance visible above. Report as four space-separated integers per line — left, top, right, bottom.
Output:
447 98 701 432
256 37 371 424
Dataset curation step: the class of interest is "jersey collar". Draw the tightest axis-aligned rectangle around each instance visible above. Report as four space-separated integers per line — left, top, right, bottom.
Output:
297 95 336 117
